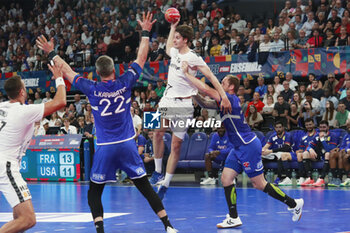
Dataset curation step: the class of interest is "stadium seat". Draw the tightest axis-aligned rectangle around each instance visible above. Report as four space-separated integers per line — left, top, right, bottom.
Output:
187 132 208 169
177 133 190 169
263 131 274 145
254 130 265 144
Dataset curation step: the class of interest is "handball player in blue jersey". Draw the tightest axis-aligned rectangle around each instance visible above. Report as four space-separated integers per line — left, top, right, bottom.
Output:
181 61 304 229
36 13 177 233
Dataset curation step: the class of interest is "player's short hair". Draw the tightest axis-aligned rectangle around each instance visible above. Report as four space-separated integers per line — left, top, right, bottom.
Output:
225 75 240 93
304 118 314 124
95 55 114 78
274 121 283 127
4 75 23 100
175 25 194 43
319 120 329 126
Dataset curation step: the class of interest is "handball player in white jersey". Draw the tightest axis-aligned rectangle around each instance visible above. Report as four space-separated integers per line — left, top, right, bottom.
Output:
151 19 232 199
0 63 66 232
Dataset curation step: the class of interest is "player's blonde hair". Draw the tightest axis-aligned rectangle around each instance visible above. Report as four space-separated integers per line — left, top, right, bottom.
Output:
225 75 240 93
95 55 114 78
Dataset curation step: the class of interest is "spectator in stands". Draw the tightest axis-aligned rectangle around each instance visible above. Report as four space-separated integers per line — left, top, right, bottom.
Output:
322 100 337 128
139 92 147 110
287 102 300 130
255 77 267 99
34 92 42 104
306 29 323 48
245 35 258 60
155 80 165 98
194 40 204 57
285 72 298 91
339 80 350 99
297 118 317 186
220 36 232 55
146 83 153 100
122 45 136 64
273 94 290 126
202 30 213 57
319 89 339 116
266 18 276 36
294 29 308 49
232 35 245 55
61 117 77 134
323 28 336 47
301 100 318 126
209 37 221 56
281 81 294 102
273 76 284 94
278 17 290 36
335 17 350 36
336 101 350 128
200 125 233 185
231 14 246 33
148 40 164 62
292 92 302 110
328 8 342 26
34 120 47 136
303 120 338 186
262 121 293 185
48 112 61 127
263 85 278 105
77 116 86 134
42 91 52 103
74 94 84 115
286 31 297 50
328 0 345 19
247 105 263 130
336 72 350 93
335 26 350 46
143 130 155 175
301 11 315 37
84 103 92 119
311 79 324 100
148 90 160 109
243 78 253 102
245 92 264 117
131 106 142 135
323 73 338 96
259 34 271 52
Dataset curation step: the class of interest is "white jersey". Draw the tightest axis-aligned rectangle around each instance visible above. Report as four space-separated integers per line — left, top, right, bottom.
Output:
0 101 44 162
164 47 207 98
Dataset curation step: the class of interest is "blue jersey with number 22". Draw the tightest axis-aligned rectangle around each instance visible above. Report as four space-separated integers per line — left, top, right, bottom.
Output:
73 63 142 145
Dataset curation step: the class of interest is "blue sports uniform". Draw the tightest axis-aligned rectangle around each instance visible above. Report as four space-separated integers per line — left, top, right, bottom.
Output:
306 131 338 160
220 93 264 178
136 134 147 159
73 62 147 183
267 131 296 161
298 132 317 152
207 132 233 163
340 133 350 152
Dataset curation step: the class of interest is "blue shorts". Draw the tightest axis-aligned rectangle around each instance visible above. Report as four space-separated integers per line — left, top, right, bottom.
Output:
213 152 228 164
224 138 264 178
290 152 298 161
90 139 146 183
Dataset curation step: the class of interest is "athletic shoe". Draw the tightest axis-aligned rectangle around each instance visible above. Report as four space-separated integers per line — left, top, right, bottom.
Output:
216 214 242 228
166 226 178 233
273 177 281 185
328 177 340 187
279 177 292 186
297 177 305 186
340 178 350 187
288 198 304 222
200 177 216 185
312 178 325 187
149 171 164 186
301 177 314 186
157 185 168 200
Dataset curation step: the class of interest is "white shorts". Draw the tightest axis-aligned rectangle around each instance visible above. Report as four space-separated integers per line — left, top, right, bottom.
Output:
0 161 32 208
158 96 194 140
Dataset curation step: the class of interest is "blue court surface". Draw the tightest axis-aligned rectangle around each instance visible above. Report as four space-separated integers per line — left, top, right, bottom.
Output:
1 182 350 233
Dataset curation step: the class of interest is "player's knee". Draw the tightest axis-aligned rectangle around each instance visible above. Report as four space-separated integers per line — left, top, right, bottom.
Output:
221 173 233 186
251 180 264 191
21 213 36 230
153 131 164 141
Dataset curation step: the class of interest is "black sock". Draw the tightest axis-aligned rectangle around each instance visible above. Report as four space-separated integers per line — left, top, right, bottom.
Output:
160 216 173 229
224 184 238 218
94 221 104 233
208 170 214 178
347 170 350 178
263 183 296 208
330 168 336 179
321 160 329 179
277 160 284 179
303 159 312 178
298 161 305 178
338 169 344 179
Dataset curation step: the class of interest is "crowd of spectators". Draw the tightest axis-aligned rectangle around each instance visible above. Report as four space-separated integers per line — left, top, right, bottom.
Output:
1 0 350 73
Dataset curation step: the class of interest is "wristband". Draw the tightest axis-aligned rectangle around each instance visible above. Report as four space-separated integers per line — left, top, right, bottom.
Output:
141 30 150 37
55 77 65 88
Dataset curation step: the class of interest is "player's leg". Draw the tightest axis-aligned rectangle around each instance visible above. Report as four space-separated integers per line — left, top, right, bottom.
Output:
296 151 306 185
278 153 293 186
341 151 350 186
0 161 35 233
200 153 216 185
0 200 36 233
217 149 243 229
301 150 314 186
157 133 183 200
329 150 340 186
88 181 106 233
121 140 177 232
150 118 168 185
314 152 329 186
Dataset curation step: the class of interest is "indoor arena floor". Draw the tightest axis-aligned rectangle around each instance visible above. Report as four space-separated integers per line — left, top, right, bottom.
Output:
1 181 350 233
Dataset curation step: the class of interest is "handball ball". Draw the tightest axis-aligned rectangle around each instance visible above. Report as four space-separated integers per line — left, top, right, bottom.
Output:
165 8 180 24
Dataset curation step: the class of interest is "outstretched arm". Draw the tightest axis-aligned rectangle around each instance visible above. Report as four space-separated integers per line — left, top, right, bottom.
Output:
196 65 232 114
36 36 78 84
192 94 219 110
181 61 220 102
165 19 180 57
134 12 156 69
